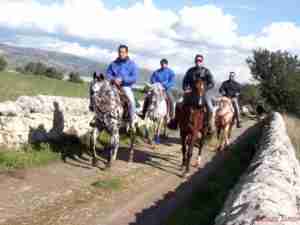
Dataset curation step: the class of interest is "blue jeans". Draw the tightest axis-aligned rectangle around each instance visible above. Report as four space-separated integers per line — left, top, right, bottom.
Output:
122 86 136 121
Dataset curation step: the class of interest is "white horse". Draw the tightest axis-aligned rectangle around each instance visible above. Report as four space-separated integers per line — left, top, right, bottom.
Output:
89 79 136 169
143 82 169 145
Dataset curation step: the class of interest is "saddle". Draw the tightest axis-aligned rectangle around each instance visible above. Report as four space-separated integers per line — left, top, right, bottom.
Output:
115 86 131 121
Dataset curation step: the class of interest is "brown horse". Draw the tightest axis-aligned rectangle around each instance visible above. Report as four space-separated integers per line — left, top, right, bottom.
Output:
175 79 207 177
215 96 235 151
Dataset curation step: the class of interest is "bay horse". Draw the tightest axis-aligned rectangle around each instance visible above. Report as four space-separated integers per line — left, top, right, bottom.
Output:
90 78 136 169
175 79 207 177
143 82 169 145
215 96 235 151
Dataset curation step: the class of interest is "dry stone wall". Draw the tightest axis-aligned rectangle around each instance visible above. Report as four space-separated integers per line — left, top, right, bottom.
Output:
215 112 300 225
0 95 94 148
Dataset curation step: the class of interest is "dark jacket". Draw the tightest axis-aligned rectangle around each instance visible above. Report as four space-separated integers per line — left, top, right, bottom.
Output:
219 79 241 98
182 66 215 91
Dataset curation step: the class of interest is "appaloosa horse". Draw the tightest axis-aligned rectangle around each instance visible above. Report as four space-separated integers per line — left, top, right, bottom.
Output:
215 96 235 151
143 82 169 145
90 78 136 169
175 79 207 177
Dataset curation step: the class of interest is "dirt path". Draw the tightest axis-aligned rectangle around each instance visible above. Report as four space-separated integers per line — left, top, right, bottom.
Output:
0 120 256 225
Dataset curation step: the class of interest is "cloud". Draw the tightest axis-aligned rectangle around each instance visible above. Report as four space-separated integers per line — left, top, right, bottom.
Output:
0 0 300 83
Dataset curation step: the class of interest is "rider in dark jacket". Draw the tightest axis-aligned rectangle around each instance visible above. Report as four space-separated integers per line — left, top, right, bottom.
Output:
219 72 242 128
169 54 215 133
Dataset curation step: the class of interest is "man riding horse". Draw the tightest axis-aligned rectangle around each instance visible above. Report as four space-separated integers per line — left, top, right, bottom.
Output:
139 58 175 120
219 72 242 128
106 44 138 122
169 54 215 134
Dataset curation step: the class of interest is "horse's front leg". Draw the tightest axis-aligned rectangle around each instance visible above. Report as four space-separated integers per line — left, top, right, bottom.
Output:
180 132 187 171
111 128 120 162
185 134 196 177
197 133 205 168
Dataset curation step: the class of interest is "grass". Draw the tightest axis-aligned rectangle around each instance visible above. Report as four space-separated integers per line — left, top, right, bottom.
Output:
0 143 60 171
0 71 145 102
166 123 261 225
0 71 89 101
91 177 122 191
283 114 300 160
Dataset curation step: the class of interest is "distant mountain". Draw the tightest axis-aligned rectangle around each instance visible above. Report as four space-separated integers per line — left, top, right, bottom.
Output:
0 43 153 84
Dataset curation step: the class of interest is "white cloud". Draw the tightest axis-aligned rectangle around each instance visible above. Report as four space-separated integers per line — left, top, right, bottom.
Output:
1 0 300 83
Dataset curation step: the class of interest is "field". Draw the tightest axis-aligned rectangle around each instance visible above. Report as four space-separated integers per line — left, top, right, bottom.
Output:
283 114 300 160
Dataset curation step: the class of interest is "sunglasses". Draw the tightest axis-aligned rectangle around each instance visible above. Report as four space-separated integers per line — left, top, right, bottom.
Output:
195 59 203 62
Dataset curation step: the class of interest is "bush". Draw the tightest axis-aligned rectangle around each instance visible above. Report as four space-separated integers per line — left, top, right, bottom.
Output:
68 72 84 83
45 67 63 80
0 56 8 71
247 49 300 115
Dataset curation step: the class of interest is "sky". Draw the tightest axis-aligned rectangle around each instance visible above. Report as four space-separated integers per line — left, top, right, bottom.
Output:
1 0 300 83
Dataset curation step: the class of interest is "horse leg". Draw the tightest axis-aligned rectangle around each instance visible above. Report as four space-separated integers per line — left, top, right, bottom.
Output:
90 128 99 167
111 128 120 161
218 127 225 151
185 134 195 177
180 132 187 171
128 124 135 163
197 134 205 168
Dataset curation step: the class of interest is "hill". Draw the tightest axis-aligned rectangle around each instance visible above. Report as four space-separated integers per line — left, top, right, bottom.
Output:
0 43 153 84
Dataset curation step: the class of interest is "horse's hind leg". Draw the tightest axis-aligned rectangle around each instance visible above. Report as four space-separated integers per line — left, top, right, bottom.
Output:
180 133 187 171
128 125 136 163
90 128 99 167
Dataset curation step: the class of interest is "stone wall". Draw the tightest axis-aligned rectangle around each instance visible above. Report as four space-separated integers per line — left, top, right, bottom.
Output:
215 112 300 225
0 95 94 148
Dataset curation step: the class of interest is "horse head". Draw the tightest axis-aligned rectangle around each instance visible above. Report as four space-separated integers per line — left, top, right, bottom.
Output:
194 79 205 96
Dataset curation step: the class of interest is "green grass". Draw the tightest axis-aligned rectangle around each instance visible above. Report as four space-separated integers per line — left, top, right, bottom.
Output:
0 71 89 101
283 114 300 160
0 143 60 171
166 124 261 225
91 177 122 191
0 71 145 102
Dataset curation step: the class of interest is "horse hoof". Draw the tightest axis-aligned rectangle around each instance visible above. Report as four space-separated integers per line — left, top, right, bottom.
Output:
92 158 98 167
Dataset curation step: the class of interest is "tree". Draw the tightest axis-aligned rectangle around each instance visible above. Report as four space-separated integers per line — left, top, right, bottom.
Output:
246 49 300 114
0 56 8 71
45 67 63 80
68 72 84 83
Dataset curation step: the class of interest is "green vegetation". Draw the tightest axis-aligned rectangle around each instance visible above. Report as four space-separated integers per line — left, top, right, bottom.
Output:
246 49 300 115
0 56 7 71
0 71 88 102
0 143 60 171
91 177 122 191
20 61 64 80
68 71 84 83
284 114 300 160
167 124 261 225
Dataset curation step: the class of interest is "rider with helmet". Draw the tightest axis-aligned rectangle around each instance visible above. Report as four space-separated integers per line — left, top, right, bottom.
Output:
139 58 176 119
219 72 242 128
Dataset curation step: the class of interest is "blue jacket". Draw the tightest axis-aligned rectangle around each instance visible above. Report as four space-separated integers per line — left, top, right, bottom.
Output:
106 57 138 87
150 68 175 91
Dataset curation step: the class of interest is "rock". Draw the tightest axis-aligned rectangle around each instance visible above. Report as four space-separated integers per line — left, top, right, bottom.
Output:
214 112 300 225
0 95 94 148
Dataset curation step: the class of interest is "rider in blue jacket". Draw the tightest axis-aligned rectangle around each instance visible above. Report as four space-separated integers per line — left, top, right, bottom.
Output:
139 59 176 119
106 45 138 122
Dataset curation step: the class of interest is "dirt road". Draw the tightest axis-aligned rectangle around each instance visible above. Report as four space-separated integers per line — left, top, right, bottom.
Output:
0 120 256 225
